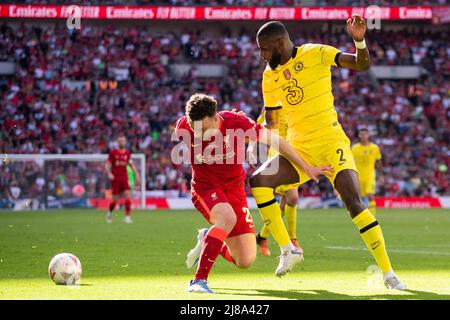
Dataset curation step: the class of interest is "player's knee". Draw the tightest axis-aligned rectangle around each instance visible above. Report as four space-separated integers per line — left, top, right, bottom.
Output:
215 208 237 232
249 174 272 189
226 215 237 230
235 256 255 269
286 193 299 206
249 174 262 188
236 261 253 269
344 195 366 216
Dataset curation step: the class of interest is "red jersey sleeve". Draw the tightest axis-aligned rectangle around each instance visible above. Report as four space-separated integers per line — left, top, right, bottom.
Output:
173 117 191 143
232 113 263 141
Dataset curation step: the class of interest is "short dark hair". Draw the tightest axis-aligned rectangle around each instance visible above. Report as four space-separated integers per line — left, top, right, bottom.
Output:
257 21 288 39
185 93 217 122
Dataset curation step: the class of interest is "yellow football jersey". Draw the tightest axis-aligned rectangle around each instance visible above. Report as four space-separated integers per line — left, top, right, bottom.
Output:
351 142 382 179
262 43 341 143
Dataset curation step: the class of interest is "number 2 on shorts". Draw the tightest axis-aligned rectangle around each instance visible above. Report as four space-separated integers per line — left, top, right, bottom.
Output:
337 148 346 165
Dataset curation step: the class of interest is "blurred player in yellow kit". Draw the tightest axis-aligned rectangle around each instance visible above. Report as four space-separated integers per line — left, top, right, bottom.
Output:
250 16 406 289
255 108 302 256
351 127 383 216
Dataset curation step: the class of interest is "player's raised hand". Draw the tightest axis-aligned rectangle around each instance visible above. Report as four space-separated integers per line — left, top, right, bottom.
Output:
246 141 258 169
305 165 334 184
346 14 366 41
231 108 246 116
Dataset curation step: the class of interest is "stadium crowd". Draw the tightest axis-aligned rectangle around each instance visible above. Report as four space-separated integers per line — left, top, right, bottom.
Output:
0 21 449 202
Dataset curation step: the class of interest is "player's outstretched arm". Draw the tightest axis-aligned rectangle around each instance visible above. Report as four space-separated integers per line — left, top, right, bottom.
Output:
259 128 334 183
105 161 114 180
337 14 371 71
264 108 280 130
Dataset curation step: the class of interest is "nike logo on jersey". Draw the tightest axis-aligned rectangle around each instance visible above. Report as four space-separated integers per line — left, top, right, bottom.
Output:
339 161 346 166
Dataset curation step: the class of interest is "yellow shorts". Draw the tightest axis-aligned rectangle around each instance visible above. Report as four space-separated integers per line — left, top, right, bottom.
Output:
359 176 376 197
282 125 358 188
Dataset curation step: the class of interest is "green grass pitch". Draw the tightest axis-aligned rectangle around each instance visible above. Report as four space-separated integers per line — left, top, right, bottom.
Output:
1 208 449 300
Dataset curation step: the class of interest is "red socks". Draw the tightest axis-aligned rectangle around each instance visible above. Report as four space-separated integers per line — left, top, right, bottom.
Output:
125 199 131 216
194 226 229 281
221 244 236 265
109 200 131 217
109 201 116 212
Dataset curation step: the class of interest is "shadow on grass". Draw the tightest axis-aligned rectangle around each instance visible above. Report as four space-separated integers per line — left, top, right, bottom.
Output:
214 288 450 300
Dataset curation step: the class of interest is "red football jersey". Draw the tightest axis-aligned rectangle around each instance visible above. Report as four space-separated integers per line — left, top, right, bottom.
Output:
108 149 131 181
174 111 263 187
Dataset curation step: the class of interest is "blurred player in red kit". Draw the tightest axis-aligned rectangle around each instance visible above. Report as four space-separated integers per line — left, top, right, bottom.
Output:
173 93 333 293
105 134 141 224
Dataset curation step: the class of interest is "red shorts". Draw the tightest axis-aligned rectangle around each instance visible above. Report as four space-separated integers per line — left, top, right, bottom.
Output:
191 180 255 238
111 179 130 195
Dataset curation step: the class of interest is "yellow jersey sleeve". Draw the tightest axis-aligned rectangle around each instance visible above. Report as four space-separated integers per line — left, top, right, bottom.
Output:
303 43 341 67
320 44 341 67
262 71 281 109
374 145 382 161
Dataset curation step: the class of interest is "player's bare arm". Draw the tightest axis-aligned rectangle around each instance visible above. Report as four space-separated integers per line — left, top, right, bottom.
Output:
247 139 258 169
376 159 384 184
264 108 280 130
105 161 114 180
247 107 271 168
130 160 141 185
337 14 371 71
259 127 334 183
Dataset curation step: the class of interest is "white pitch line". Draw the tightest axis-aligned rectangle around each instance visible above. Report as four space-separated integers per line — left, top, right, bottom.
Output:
325 246 450 256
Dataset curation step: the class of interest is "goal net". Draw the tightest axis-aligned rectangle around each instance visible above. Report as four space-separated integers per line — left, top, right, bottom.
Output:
1 154 146 210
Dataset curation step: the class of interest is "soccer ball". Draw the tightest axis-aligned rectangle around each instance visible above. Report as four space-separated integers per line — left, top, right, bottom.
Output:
48 253 82 285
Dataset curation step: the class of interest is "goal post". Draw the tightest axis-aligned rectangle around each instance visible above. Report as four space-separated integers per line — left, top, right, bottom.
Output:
1 154 146 210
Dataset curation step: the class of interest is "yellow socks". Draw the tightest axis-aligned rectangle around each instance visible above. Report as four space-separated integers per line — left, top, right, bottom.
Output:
285 203 297 240
352 209 392 273
259 204 297 240
251 187 291 247
369 200 376 216
259 222 270 239
259 202 297 240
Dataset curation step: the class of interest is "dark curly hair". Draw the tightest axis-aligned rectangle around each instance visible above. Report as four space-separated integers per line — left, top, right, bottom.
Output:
185 93 217 122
